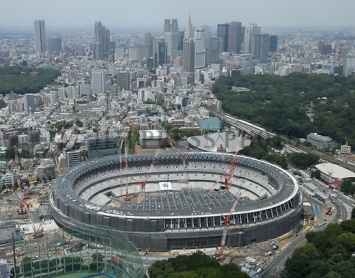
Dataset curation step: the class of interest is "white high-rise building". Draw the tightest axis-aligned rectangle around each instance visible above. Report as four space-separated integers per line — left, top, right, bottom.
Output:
91 70 106 94
79 84 91 97
34 20 46 54
343 56 355 77
243 24 261 55
67 86 76 99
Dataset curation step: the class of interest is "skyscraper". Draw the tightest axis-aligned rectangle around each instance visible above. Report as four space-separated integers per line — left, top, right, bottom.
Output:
269 35 278 52
209 37 223 64
164 19 179 62
117 71 130 91
227 21 243 54
34 20 46 54
91 70 106 94
217 24 228 52
243 24 261 54
144 33 154 57
154 38 167 66
253 34 270 63
184 14 194 40
164 19 171 33
47 37 62 55
194 30 207 69
183 38 195 72
94 21 110 60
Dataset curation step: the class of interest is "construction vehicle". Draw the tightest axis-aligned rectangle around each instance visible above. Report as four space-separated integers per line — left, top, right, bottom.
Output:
33 222 44 238
325 206 332 216
28 174 37 185
271 241 279 250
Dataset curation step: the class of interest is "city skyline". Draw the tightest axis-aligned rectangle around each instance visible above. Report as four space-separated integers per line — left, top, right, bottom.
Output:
1 0 355 30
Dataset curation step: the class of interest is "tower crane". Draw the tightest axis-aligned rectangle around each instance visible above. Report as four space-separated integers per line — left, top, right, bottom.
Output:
216 192 242 261
14 146 19 170
130 140 164 202
221 130 244 190
124 138 130 201
178 153 189 187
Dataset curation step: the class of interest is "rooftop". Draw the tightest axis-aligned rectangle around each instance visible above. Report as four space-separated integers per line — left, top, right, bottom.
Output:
315 162 355 180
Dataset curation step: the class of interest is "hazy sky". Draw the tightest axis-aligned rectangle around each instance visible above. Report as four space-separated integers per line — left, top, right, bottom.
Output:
1 0 355 30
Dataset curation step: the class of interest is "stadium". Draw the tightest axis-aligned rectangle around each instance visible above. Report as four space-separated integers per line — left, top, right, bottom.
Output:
49 152 302 252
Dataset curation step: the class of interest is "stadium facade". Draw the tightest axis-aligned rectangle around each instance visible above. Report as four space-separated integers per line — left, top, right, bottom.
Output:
50 152 302 252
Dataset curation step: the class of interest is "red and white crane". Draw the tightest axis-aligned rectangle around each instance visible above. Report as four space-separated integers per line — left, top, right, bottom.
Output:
221 130 244 190
178 153 189 187
216 191 242 261
129 140 164 202
322 162 342 189
124 138 130 201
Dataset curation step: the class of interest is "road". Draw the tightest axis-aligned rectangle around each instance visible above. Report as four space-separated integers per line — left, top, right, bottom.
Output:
261 188 349 278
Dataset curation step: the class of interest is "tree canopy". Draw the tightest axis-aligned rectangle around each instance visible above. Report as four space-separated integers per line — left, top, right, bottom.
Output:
283 219 355 278
239 136 288 169
0 66 60 95
213 73 355 147
148 252 249 278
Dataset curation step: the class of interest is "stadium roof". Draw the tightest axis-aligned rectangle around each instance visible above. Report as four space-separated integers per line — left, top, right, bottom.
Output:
315 162 355 180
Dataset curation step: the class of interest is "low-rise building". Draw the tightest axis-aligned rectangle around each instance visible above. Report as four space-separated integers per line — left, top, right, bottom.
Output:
307 133 337 150
139 130 168 149
87 136 119 160
315 162 355 188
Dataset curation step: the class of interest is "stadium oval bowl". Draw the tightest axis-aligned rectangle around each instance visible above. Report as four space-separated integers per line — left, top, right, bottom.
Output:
50 152 302 252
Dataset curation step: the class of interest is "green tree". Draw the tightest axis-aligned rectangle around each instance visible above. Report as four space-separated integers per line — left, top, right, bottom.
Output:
288 153 319 169
5 147 15 159
311 169 321 179
148 252 247 278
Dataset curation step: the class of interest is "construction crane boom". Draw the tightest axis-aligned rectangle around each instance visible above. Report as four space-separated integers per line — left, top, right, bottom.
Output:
217 192 242 260
124 138 130 201
130 140 164 201
222 131 244 190
178 153 189 187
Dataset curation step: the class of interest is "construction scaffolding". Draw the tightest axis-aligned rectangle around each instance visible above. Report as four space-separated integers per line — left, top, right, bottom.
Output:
11 225 143 278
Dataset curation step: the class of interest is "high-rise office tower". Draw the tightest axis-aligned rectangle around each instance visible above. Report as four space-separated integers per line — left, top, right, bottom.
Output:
217 23 229 52
209 37 223 64
194 39 205 69
269 35 278 52
164 19 171 32
94 21 110 60
171 19 178 32
243 24 261 54
91 70 106 94
117 71 130 91
253 34 270 63
194 30 207 69
227 21 243 54
47 37 62 55
183 38 195 72
153 38 167 66
181 14 196 72
144 33 154 57
164 19 179 62
184 14 194 40
34 20 46 54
